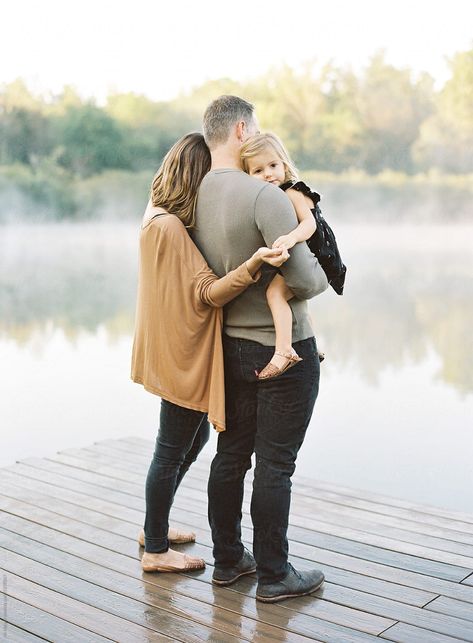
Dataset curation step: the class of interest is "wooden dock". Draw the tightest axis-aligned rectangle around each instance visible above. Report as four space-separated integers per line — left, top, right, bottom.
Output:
1 437 473 642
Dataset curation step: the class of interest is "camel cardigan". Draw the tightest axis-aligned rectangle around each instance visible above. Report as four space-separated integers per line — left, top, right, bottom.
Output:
130 211 259 431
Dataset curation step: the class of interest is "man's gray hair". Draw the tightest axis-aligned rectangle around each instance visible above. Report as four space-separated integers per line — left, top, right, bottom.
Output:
203 95 255 149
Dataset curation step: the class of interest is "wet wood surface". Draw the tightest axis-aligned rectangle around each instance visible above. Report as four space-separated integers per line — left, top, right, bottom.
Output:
0 437 472 642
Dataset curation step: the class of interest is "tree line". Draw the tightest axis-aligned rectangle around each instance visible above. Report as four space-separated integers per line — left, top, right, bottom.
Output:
1 48 473 177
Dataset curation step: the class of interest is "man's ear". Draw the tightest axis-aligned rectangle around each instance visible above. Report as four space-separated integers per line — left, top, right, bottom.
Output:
236 120 245 143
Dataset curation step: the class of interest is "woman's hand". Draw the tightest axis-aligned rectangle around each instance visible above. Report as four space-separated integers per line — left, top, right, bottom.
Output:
256 246 289 267
245 247 289 276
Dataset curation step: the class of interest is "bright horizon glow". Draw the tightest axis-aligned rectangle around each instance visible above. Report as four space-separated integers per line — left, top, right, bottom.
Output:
1 0 473 103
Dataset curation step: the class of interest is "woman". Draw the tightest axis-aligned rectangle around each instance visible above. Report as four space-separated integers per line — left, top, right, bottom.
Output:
131 133 287 573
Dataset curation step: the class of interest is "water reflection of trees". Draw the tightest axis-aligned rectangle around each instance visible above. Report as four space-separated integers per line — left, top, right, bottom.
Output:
1 224 472 395
313 227 473 396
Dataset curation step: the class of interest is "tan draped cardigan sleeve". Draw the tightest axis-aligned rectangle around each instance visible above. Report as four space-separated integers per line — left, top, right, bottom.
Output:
131 213 259 431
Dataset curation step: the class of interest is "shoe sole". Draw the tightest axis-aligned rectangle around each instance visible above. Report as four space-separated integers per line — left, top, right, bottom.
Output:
212 566 257 586
142 563 205 572
256 577 324 603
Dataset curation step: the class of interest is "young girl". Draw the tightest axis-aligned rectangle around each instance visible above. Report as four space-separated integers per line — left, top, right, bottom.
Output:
240 132 343 379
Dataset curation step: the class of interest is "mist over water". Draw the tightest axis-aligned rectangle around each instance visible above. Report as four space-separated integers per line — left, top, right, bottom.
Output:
1 221 472 512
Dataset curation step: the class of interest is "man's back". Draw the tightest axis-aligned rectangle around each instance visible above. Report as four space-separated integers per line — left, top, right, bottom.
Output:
193 168 328 345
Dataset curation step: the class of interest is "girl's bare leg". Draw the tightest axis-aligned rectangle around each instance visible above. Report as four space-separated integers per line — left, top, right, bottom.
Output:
262 274 300 372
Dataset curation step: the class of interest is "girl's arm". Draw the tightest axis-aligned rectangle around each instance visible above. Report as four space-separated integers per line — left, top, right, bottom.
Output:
272 188 317 250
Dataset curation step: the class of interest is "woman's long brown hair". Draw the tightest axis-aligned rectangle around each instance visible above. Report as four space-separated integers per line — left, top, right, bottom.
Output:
150 133 211 228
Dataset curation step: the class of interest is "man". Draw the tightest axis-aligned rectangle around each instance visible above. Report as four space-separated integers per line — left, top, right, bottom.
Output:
193 95 328 603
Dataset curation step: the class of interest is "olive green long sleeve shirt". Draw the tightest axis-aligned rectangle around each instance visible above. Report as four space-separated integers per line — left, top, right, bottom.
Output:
193 169 328 346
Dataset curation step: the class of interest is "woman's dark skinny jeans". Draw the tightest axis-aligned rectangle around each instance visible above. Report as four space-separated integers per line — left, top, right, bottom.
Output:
144 399 209 553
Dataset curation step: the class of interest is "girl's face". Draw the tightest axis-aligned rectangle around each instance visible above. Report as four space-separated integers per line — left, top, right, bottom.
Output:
246 149 286 186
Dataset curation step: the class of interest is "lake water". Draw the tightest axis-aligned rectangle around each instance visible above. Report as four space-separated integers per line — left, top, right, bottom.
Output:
1 222 472 514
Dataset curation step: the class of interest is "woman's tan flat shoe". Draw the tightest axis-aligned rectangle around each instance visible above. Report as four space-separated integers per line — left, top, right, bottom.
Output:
141 550 205 572
257 350 303 381
138 527 196 547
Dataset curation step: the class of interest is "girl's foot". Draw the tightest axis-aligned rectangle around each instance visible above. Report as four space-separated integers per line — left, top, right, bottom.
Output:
141 548 205 572
138 527 196 547
256 349 302 381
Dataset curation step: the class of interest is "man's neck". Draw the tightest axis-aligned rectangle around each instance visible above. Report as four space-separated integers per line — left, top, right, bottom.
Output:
210 146 241 171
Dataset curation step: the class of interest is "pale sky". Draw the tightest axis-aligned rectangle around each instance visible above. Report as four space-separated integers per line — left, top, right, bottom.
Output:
1 0 472 102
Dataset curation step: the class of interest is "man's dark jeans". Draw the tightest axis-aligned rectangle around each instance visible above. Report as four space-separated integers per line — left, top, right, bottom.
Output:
208 334 320 584
144 399 209 553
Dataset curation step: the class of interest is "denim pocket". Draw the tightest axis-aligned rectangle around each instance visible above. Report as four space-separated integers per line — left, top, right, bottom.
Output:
294 336 317 359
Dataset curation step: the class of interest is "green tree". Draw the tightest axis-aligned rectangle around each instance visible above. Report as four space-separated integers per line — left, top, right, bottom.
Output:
106 92 197 170
305 66 364 171
252 63 327 168
413 47 473 172
0 80 53 165
0 108 52 165
57 104 130 177
355 52 434 173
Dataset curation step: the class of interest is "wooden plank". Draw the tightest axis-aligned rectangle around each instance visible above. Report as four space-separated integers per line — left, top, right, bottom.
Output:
425 595 473 622
11 438 473 640
231 573 473 641
2 499 473 642
9 460 147 511
0 537 380 641
2 570 177 643
39 452 473 554
2 476 473 608
293 476 473 526
0 509 394 638
289 488 473 539
0 486 438 613
62 444 473 557
0 468 144 524
80 443 157 465
180 483 473 570
119 438 473 529
0 595 108 643
17 455 473 572
83 444 473 546
379 621 469 643
117 437 473 531
0 524 383 643
87 441 473 552
15 458 473 581
0 622 45 642
286 500 473 549
285 520 473 569
0 532 326 643
0 588 117 643
9 459 471 582
2 469 469 589
5 442 468 640
0 547 255 643
0 490 138 553
21 456 142 496
166 507 473 602
3 460 439 607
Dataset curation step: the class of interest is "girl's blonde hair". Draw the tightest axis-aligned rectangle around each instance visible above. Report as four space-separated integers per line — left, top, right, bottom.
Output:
240 132 298 182
150 132 211 229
